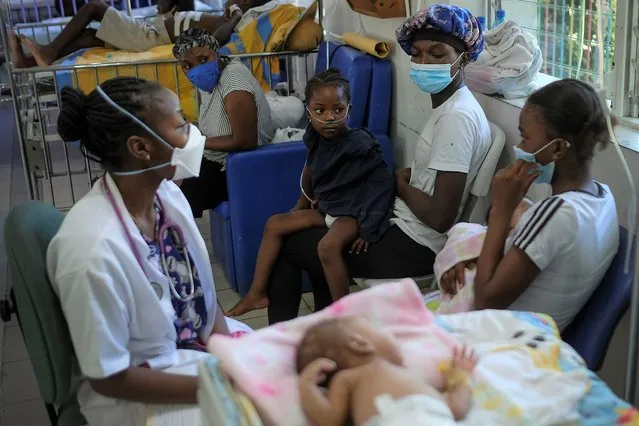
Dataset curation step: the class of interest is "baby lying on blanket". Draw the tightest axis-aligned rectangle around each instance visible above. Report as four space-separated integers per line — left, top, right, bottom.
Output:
296 316 477 426
431 198 533 314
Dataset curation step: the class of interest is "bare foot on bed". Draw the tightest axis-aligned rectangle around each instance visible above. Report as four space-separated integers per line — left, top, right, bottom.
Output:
19 36 57 67
227 291 269 317
7 31 35 68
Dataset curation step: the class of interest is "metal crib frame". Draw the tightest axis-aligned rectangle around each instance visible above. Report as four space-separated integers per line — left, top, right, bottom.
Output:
0 0 323 211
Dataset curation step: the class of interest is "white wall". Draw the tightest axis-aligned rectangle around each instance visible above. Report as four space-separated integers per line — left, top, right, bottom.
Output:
322 0 639 402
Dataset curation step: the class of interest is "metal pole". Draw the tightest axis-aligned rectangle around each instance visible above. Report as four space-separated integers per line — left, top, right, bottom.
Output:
0 2 36 200
623 2 639 404
29 75 55 206
125 0 132 16
625 248 639 403
318 0 328 70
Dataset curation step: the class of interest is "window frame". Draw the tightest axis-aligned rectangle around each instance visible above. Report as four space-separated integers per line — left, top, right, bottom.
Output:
486 0 637 119
612 0 635 119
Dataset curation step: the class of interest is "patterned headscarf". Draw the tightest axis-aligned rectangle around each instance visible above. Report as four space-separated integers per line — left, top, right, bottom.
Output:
395 4 484 62
172 27 221 59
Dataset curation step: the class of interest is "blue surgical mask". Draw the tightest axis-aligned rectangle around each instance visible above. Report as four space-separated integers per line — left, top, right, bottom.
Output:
513 139 570 185
408 54 463 94
186 60 221 92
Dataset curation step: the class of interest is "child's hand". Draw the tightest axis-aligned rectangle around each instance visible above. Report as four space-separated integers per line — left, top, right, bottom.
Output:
440 259 477 295
300 358 336 387
349 238 369 254
310 199 319 210
452 345 478 374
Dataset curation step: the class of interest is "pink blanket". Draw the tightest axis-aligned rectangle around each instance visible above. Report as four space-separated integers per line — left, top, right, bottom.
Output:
208 280 459 426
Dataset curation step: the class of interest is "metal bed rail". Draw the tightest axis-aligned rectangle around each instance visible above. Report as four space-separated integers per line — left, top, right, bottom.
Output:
4 48 316 210
5 0 224 25
0 0 326 210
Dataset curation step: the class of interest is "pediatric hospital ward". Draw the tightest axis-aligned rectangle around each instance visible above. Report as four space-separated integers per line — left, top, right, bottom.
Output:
1 0 639 424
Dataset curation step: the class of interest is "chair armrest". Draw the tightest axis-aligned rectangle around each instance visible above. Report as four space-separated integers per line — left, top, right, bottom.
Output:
225 141 308 293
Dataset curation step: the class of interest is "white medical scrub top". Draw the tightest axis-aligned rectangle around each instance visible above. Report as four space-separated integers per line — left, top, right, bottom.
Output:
47 175 224 426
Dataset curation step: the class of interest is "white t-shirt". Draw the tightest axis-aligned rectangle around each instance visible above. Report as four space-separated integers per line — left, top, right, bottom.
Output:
507 182 619 331
392 86 491 253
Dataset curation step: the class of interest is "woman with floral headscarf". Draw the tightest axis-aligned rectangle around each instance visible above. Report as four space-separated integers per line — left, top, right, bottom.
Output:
173 28 274 218
265 4 492 324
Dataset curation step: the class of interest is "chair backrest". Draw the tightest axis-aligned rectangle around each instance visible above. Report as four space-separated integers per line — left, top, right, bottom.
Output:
562 226 634 371
315 42 373 129
4 201 85 425
459 121 506 221
365 58 392 136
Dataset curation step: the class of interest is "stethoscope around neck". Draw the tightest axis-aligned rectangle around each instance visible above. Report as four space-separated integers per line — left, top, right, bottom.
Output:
101 175 196 302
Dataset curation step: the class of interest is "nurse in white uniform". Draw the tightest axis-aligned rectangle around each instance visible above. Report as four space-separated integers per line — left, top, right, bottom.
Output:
47 76 249 426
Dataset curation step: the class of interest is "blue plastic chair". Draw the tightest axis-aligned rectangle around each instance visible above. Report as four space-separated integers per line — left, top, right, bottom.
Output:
562 227 635 371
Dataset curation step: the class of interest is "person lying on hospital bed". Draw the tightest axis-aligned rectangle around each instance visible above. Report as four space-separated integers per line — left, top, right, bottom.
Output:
47 76 250 426
296 316 477 426
265 4 492 325
171 27 274 218
439 79 619 332
425 198 533 314
8 0 269 68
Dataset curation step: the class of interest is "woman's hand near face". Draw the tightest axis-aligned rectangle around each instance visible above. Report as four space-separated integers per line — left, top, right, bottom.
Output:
490 161 540 221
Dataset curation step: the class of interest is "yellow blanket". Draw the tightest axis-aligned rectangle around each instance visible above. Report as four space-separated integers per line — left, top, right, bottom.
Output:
218 3 310 92
71 45 197 122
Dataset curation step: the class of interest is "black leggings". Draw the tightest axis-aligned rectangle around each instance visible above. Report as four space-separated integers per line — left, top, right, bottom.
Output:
180 158 228 218
266 225 436 324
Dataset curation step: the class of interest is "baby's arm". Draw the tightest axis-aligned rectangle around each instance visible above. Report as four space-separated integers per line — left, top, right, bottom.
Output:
443 369 473 420
299 358 351 426
443 345 478 421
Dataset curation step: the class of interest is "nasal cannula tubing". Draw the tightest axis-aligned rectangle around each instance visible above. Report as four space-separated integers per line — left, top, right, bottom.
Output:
300 165 313 203
593 0 638 403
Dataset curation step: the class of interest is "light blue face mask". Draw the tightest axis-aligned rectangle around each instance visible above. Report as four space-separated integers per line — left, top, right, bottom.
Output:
409 54 463 94
513 139 570 185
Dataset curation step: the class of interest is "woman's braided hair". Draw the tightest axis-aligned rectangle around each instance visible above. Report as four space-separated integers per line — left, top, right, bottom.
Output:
304 68 351 104
57 77 164 168
526 79 612 165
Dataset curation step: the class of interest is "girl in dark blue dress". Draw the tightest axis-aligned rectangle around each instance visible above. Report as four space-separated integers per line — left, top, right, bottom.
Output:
228 69 395 317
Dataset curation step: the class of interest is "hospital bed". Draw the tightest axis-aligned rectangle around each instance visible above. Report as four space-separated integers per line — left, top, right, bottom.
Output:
0 0 322 211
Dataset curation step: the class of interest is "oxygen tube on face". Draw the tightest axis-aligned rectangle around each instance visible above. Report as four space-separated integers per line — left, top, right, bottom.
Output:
593 0 639 402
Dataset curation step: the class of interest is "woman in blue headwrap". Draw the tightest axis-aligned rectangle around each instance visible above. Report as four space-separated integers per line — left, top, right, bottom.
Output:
391 4 492 263
265 4 493 324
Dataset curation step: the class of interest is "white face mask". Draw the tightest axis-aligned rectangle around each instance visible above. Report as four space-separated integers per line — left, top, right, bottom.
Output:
96 86 204 181
171 124 205 180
